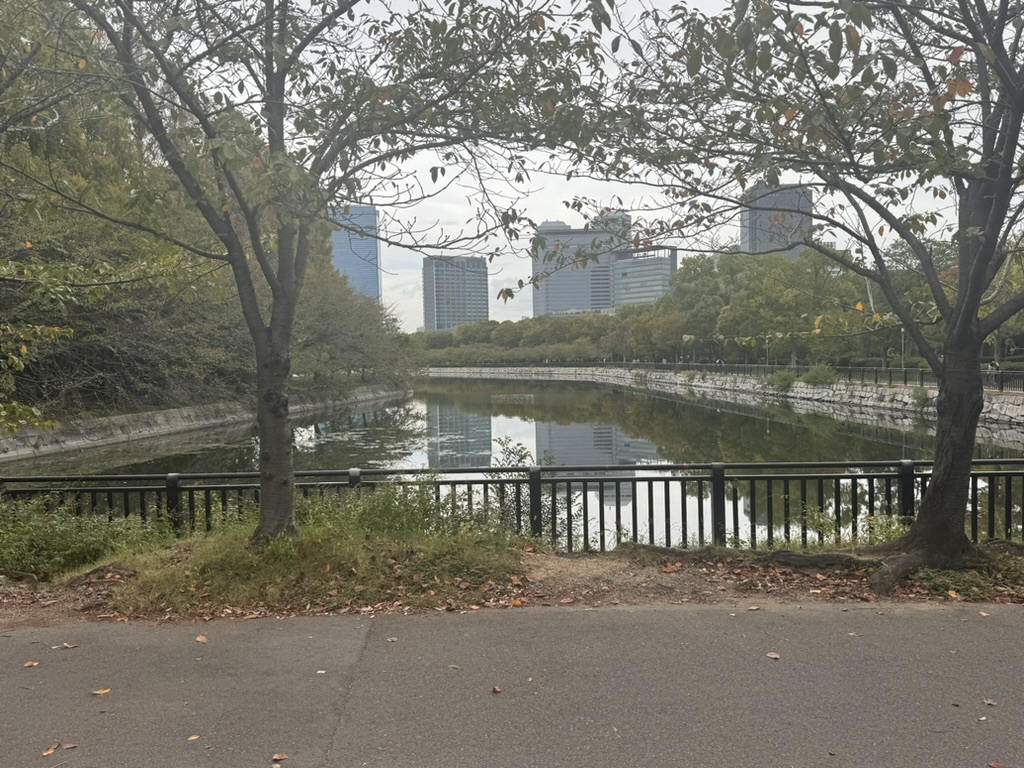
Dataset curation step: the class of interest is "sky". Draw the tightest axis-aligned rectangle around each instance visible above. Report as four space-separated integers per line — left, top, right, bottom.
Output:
375 0 730 333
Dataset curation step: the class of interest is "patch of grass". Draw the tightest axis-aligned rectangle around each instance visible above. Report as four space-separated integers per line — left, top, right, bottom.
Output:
0 498 174 580
109 484 526 616
912 549 1024 601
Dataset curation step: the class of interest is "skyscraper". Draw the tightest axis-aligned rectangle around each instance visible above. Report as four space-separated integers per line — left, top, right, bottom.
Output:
422 255 489 331
532 213 632 317
739 184 814 257
329 205 382 302
611 247 678 309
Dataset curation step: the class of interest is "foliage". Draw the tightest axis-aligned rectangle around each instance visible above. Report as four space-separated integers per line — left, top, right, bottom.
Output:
800 364 838 387
765 370 796 391
0 498 173 580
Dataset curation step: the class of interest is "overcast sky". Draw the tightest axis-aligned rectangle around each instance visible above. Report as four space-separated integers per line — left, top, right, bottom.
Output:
377 0 730 332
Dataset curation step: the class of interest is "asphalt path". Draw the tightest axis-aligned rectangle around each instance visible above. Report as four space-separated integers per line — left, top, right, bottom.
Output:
1 602 1022 768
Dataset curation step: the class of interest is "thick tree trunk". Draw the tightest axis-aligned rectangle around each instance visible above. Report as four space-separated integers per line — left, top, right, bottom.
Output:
252 350 297 542
870 340 983 592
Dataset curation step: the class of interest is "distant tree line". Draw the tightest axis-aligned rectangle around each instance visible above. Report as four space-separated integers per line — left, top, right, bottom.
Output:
414 250 1024 370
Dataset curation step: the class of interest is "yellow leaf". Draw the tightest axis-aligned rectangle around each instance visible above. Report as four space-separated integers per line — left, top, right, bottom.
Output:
188 735 201 741
814 315 823 329
20 344 27 355
24 661 39 668
78 58 87 70
855 301 864 312
195 634 208 644
42 744 59 756
25 240 32 248
872 313 882 324
92 688 111 695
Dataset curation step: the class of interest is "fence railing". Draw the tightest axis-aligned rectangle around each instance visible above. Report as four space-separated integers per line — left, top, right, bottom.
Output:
3 460 1023 551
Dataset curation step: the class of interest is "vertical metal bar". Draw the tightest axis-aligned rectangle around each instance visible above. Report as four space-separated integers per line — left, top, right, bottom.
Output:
783 478 791 542
833 478 842 543
582 481 590 551
988 473 996 540
898 459 915 518
749 479 758 549
696 479 704 546
817 477 825 543
549 481 557 546
711 462 727 547
765 479 774 548
970 476 979 544
528 466 543 538
631 479 639 543
565 482 573 553
662 479 671 548
614 481 623 544
165 473 182 532
598 482 606 552
800 478 808 547
205 491 213 532
851 477 859 542
1004 475 1013 540
647 480 655 546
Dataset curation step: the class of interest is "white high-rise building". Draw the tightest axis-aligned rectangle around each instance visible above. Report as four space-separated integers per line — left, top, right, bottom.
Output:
532 213 632 317
422 255 489 331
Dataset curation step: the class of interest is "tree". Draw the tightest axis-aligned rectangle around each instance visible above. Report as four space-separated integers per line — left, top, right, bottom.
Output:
595 0 1024 587
64 0 606 540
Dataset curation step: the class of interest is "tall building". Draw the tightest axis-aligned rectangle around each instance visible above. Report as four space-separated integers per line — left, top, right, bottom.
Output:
329 205 382 302
532 212 632 317
422 255 489 331
611 247 678 309
739 184 814 257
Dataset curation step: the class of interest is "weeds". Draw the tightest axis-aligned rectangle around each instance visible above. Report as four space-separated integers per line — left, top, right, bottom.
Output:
800 364 838 386
766 371 797 391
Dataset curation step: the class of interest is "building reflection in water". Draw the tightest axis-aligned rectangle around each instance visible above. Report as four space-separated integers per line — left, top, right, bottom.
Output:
426 402 493 468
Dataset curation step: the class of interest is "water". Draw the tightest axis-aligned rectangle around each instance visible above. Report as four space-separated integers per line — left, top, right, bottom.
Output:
5 379 1019 476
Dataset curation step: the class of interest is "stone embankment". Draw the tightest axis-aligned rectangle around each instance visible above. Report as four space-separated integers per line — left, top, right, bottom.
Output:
0 387 409 465
428 366 1024 452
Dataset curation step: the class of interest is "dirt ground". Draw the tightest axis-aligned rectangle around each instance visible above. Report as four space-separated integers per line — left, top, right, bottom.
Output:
8 542 1023 628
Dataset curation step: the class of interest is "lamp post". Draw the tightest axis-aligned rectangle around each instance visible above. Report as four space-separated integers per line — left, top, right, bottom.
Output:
900 326 905 369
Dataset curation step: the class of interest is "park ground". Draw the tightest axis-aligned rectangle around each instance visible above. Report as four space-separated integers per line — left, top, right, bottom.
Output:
3 542 1024 626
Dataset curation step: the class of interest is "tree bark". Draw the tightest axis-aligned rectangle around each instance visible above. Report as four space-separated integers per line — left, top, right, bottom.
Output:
870 339 983 592
251 347 297 541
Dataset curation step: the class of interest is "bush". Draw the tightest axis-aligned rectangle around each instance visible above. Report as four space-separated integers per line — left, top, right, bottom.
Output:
0 498 173 580
766 370 797 391
800 364 838 386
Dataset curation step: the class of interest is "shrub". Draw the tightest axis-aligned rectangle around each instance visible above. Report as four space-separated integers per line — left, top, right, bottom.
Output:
0 498 173 580
800 364 838 386
766 370 797 391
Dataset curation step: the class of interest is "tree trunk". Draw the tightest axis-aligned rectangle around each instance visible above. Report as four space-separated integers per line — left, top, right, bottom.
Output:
870 339 983 592
252 349 297 542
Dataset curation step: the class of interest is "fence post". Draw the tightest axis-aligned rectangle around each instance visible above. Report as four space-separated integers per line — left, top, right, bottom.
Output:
528 466 543 537
898 460 916 518
166 473 183 533
348 468 361 488
711 462 727 547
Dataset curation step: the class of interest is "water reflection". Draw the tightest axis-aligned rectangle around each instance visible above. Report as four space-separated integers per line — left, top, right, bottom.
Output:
426 402 492 468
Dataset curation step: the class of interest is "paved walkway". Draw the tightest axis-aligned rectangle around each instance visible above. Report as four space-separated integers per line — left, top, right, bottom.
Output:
2 602 1022 768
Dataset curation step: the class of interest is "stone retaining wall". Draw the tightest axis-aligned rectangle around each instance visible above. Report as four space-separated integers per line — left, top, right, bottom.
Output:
427 366 1024 452
0 387 409 465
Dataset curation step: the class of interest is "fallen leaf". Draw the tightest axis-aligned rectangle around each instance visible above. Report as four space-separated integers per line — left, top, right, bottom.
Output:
63 743 77 749
947 589 959 599
188 735 201 741
63 642 77 649
511 599 523 608
492 686 502 694
23 661 39 668
984 698 998 706
766 652 781 660
386 637 398 643
559 597 574 604
979 611 990 617
42 744 59 756
978 716 987 721
848 632 860 637
662 562 683 574
815 573 826 581
747 606 760 611
195 635 208 644
92 688 111 695
272 753 289 760
510 575 523 586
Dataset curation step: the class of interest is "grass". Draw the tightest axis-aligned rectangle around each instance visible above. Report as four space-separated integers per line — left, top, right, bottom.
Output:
0 484 528 616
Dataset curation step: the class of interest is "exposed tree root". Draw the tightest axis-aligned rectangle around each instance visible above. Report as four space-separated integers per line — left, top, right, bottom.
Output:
867 551 930 595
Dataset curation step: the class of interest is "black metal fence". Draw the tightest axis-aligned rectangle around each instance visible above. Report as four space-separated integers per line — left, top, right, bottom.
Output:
3 460 1023 551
